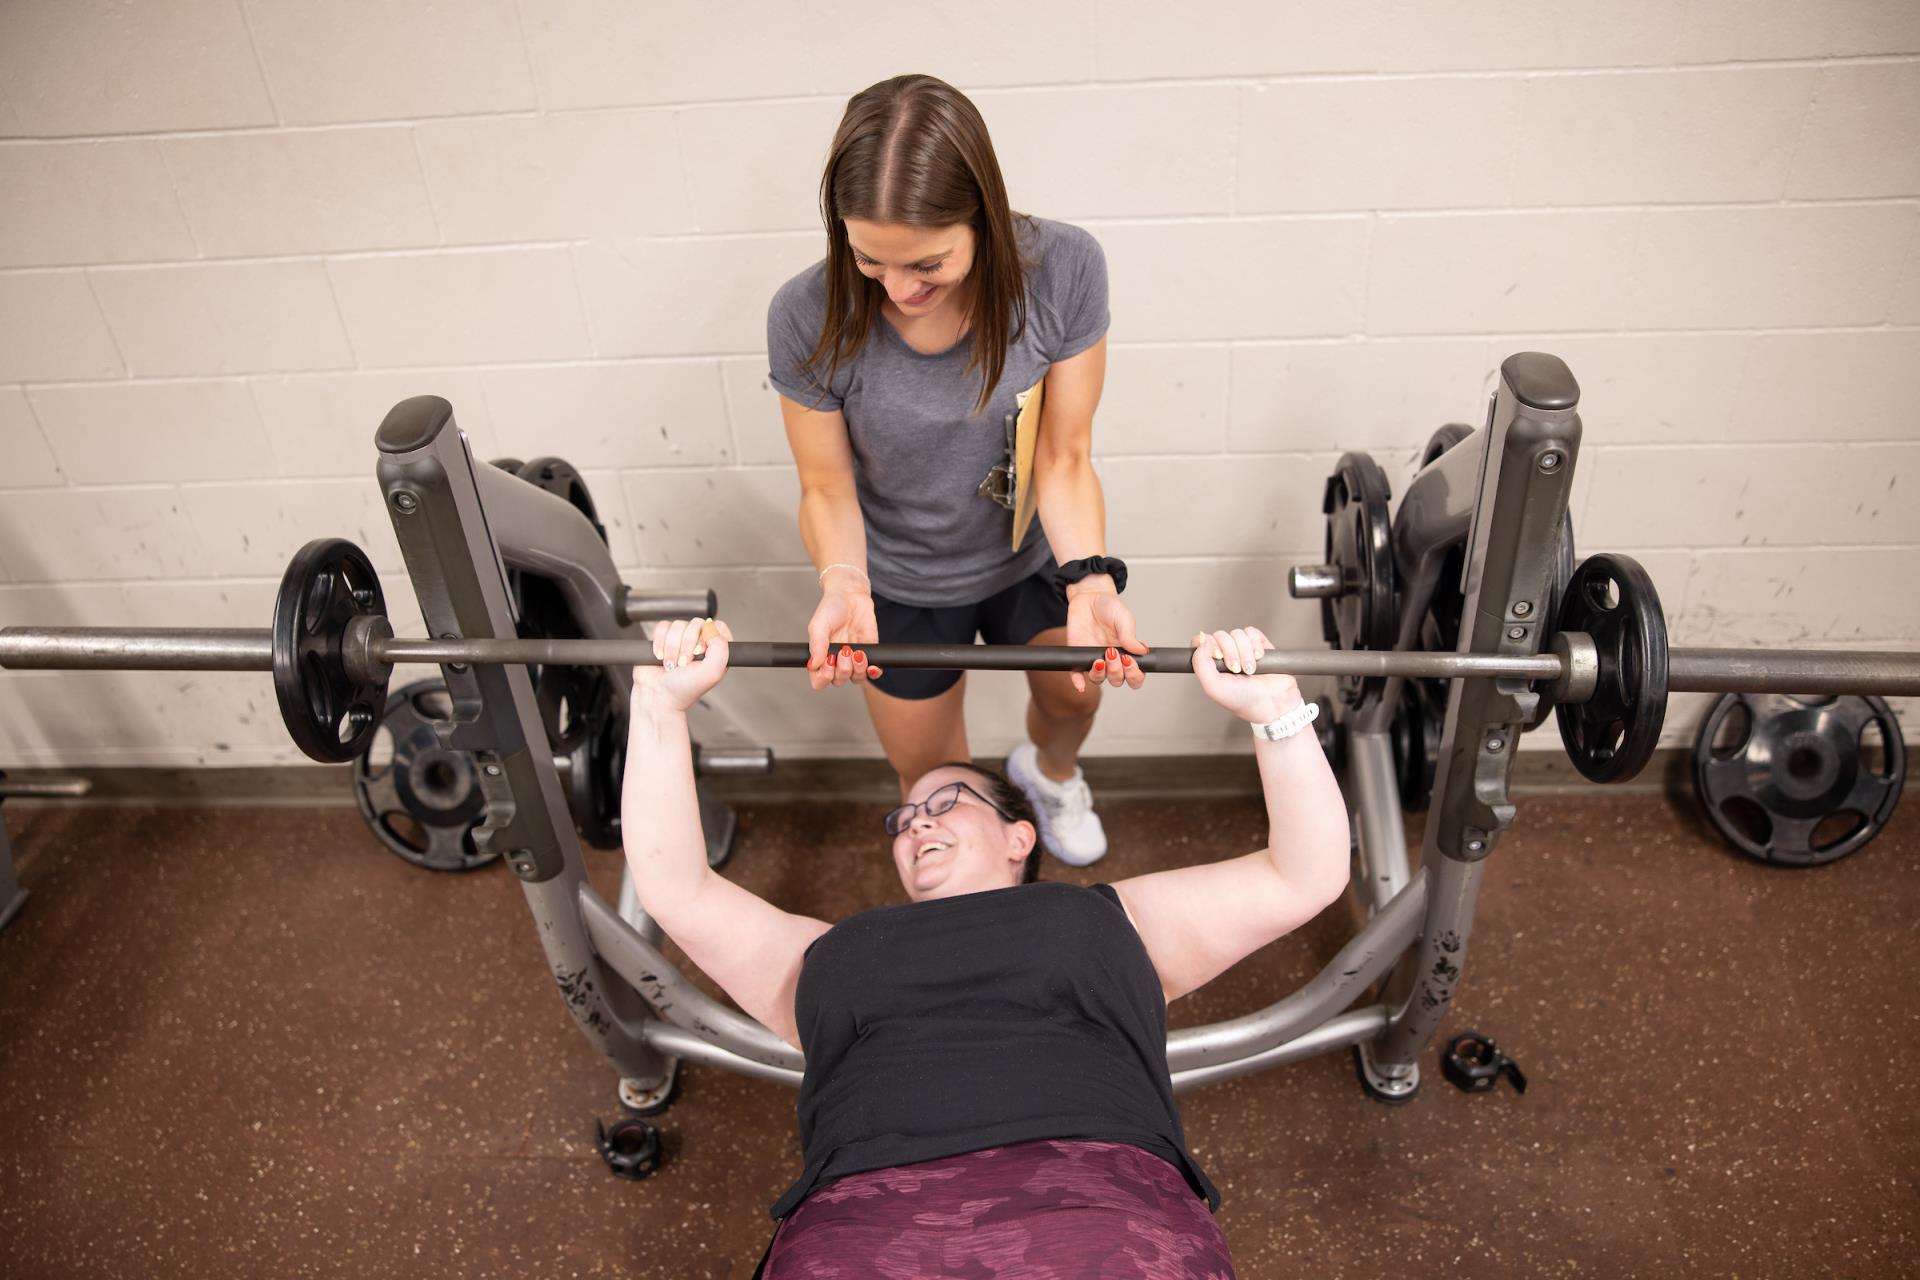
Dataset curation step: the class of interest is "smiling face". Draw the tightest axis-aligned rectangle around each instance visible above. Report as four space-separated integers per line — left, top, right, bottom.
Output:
842 218 976 324
890 765 1035 903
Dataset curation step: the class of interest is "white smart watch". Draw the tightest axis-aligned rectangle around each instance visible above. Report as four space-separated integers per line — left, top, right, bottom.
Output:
1250 701 1320 742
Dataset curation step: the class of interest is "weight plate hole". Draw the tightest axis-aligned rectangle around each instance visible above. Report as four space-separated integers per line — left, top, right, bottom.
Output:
1859 719 1890 779
1584 576 1620 612
302 651 333 726
1707 703 1752 761
1786 745 1824 781
1810 810 1867 853
1716 795 1772 848
303 571 334 634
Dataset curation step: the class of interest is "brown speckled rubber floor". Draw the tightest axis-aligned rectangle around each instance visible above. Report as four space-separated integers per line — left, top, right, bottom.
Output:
1 791 1914 1277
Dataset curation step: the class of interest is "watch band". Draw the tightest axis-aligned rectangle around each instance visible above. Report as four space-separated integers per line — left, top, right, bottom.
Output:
1251 701 1320 742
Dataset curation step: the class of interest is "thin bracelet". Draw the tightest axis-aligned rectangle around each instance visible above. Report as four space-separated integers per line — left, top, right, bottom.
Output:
818 563 869 586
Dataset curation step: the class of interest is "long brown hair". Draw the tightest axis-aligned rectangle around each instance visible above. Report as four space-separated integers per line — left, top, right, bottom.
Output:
804 74 1029 414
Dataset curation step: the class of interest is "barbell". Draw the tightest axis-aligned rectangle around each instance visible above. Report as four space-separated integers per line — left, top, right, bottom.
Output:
2 537 1916 768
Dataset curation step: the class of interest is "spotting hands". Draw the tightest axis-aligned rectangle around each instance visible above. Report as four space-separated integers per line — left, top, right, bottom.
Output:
1066 589 1149 694
634 616 732 713
804 583 882 690
1189 627 1302 724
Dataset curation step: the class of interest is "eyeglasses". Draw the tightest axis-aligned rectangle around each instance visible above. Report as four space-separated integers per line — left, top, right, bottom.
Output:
884 780 1015 836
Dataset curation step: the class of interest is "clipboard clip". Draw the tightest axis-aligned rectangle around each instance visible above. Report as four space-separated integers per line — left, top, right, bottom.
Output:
976 410 1018 510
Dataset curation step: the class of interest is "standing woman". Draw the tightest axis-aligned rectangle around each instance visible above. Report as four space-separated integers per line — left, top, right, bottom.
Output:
768 74 1141 866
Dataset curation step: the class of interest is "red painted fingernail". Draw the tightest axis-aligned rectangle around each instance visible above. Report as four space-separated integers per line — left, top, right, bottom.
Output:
1105 648 1118 661
1122 654 1135 667
1093 660 1106 674
840 646 853 658
854 650 867 664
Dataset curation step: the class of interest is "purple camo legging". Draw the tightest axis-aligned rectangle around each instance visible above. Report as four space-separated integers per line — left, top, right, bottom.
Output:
764 1138 1237 1279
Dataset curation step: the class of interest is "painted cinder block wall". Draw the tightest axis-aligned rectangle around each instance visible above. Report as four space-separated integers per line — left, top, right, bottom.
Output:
0 0 1915 766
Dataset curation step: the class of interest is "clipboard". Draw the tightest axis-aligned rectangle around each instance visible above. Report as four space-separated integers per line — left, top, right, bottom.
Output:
1009 375 1044 550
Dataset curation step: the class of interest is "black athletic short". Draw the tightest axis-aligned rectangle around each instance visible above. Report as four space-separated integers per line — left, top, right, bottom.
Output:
869 572 1068 701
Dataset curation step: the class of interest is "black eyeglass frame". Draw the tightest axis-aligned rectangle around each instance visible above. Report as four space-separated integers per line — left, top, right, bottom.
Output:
883 780 1016 836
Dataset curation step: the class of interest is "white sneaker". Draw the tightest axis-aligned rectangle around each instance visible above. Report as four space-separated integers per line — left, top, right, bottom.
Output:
1005 742 1108 867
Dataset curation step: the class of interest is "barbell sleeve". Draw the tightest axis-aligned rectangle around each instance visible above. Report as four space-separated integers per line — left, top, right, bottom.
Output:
1667 648 1920 696
0 627 275 671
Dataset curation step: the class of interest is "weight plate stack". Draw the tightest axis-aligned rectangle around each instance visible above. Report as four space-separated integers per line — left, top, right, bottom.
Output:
1693 693 1905 866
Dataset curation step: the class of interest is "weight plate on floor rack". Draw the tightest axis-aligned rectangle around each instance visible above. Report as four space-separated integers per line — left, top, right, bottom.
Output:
1555 553 1668 784
272 537 391 764
1320 451 1396 708
1693 693 1905 867
353 680 499 872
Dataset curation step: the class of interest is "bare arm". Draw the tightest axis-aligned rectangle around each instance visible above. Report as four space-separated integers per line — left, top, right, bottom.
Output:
1030 336 1146 691
1112 629 1351 1002
779 393 881 686
1031 335 1110 572
780 394 867 582
621 620 830 1048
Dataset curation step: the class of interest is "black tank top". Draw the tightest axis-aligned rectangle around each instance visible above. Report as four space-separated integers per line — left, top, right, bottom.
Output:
771 881 1219 1219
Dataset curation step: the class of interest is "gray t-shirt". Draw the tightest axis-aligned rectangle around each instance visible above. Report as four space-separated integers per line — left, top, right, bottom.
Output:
767 216 1110 607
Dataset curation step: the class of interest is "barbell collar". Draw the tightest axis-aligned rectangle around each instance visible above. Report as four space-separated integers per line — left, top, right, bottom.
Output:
1548 630 1599 705
342 614 395 687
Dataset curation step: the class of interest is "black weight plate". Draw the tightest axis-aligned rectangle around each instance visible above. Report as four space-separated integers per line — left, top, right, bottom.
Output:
1312 696 1344 774
1420 422 1475 470
353 681 499 872
518 456 608 546
1410 420 1478 659
272 538 390 764
508 457 616 754
1693 693 1905 867
1555 553 1668 784
571 708 627 849
1320 452 1395 708
1392 678 1443 811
